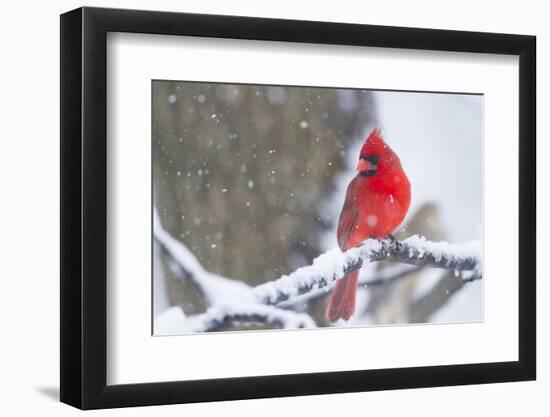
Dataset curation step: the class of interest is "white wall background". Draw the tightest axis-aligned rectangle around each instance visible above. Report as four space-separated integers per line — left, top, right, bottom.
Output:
0 0 545 415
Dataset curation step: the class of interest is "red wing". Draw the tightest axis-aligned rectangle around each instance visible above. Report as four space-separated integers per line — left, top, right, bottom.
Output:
337 180 359 251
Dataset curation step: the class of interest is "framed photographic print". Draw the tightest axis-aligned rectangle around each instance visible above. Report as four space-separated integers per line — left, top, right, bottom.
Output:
60 6 536 409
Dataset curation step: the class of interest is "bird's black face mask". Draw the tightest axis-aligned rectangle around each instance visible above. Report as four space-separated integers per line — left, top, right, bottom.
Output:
357 154 380 177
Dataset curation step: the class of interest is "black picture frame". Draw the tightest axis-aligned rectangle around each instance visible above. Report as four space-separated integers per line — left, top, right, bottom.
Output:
60 6 536 410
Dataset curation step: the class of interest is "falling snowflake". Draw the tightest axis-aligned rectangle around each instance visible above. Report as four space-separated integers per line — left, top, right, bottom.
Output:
266 87 286 104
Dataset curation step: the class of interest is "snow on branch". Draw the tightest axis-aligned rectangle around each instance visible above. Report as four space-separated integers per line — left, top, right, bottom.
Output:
184 304 316 333
154 208 317 331
154 207 482 332
252 236 482 305
276 264 421 308
154 209 255 306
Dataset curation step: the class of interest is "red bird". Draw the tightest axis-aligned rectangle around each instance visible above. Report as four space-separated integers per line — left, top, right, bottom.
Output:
326 128 411 322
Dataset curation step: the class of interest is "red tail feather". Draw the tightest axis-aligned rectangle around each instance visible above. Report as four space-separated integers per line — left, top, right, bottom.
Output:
326 270 359 322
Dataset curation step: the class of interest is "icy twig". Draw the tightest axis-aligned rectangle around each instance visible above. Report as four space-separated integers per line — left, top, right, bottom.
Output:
252 236 482 305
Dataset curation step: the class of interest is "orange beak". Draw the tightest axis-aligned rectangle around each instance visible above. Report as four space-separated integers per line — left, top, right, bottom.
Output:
356 159 372 172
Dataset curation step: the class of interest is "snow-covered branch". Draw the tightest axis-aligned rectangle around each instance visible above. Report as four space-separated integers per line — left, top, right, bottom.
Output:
183 304 316 332
154 209 317 331
154 209 256 306
276 264 421 308
252 236 482 305
154 207 482 332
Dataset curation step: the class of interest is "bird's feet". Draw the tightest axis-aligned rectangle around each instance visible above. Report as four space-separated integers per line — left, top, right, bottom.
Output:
387 233 401 249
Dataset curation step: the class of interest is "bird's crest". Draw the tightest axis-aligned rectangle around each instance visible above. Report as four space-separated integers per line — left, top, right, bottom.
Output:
360 128 391 157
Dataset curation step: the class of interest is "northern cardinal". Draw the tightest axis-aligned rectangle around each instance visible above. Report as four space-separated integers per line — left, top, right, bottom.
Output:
326 128 411 322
